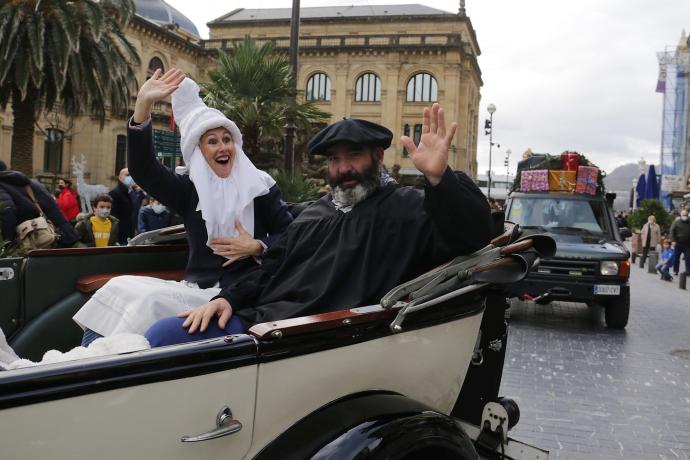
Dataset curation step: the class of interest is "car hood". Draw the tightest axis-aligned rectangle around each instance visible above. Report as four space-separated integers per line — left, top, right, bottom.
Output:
553 240 628 261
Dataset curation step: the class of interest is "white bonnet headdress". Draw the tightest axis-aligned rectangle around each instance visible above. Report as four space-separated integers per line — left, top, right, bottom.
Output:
172 78 243 165
171 77 275 247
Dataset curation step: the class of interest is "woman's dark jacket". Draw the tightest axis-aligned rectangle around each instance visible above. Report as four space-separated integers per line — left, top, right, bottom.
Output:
0 170 78 246
127 119 293 289
74 214 120 247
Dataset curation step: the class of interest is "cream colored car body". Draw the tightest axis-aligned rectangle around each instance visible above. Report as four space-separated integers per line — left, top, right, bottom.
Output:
0 312 482 460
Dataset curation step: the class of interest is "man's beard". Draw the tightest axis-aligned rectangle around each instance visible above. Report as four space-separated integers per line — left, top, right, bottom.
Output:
329 157 380 210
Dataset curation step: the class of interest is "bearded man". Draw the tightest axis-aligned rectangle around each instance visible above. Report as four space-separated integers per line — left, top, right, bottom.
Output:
145 103 493 345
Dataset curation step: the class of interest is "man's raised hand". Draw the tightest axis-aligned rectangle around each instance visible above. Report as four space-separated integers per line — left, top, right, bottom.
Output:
401 103 458 186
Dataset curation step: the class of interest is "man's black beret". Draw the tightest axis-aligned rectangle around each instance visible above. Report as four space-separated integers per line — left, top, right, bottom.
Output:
307 118 393 155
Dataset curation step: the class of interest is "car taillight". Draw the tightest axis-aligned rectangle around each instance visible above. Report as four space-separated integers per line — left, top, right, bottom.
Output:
618 260 630 278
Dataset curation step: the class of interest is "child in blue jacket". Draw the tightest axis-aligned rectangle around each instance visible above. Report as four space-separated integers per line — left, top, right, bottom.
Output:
656 240 676 281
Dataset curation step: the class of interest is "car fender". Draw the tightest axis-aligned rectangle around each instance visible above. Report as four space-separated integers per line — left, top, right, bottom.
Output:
252 391 477 460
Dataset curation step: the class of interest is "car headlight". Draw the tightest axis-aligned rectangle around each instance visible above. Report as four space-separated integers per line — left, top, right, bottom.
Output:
600 261 619 276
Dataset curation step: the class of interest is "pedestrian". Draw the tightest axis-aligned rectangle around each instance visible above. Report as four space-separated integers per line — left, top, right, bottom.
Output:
74 194 119 247
656 240 675 281
670 209 690 276
640 214 661 264
108 167 135 244
144 102 492 347
129 182 145 235
137 198 172 233
55 177 80 223
0 162 78 251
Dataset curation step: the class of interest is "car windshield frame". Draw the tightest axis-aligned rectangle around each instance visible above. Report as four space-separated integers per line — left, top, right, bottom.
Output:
507 195 612 237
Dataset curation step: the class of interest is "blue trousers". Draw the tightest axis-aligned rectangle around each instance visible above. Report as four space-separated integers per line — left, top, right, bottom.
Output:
145 315 246 348
656 263 671 277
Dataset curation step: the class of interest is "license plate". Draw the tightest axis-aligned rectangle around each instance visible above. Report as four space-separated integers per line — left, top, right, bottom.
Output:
593 285 620 296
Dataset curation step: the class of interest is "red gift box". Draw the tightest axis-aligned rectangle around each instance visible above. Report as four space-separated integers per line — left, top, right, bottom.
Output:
562 152 580 172
576 165 598 195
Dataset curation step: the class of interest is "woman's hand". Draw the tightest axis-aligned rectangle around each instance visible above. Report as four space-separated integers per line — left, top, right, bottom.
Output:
401 103 458 186
177 298 233 334
211 221 264 267
133 68 186 123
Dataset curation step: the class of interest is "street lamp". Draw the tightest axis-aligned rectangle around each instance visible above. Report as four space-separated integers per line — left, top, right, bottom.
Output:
485 104 496 197
504 148 511 189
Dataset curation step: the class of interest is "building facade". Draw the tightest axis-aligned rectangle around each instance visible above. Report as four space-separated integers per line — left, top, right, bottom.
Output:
0 2 483 188
206 4 483 180
0 0 210 187
656 31 690 204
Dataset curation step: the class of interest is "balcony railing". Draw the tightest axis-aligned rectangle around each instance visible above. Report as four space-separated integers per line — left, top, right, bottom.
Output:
202 33 464 52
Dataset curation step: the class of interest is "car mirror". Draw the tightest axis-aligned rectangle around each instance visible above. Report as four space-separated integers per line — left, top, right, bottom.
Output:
619 227 632 239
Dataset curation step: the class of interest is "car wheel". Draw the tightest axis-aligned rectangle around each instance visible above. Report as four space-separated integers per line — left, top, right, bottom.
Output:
604 289 629 329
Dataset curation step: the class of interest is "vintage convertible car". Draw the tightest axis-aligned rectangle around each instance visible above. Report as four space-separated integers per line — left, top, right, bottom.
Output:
0 221 553 459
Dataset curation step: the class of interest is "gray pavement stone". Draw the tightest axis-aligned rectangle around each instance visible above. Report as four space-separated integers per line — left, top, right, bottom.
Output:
500 259 690 459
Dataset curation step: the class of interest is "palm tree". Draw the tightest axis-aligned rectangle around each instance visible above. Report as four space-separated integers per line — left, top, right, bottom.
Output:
203 36 330 171
0 0 140 175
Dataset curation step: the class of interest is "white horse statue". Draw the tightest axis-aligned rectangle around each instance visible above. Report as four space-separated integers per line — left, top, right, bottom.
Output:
71 155 110 214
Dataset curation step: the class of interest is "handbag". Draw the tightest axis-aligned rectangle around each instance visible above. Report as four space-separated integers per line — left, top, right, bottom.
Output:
15 185 58 251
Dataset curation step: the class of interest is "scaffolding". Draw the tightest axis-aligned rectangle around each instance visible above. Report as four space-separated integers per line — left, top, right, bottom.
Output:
657 46 689 204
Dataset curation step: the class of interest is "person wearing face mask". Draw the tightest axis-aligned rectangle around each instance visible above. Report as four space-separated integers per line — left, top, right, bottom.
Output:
55 177 80 223
108 167 136 244
640 214 661 265
73 69 293 346
669 209 690 276
74 194 120 247
137 197 172 233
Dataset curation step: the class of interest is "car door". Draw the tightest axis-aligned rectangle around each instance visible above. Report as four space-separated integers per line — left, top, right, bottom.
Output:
0 335 258 460
0 257 22 338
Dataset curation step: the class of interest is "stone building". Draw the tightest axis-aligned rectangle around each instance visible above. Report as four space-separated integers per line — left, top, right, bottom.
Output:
0 0 210 187
206 4 483 181
0 2 483 188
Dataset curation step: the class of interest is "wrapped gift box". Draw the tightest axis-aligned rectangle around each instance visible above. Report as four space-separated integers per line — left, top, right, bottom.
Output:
576 165 598 195
561 152 580 171
520 169 549 192
548 170 577 192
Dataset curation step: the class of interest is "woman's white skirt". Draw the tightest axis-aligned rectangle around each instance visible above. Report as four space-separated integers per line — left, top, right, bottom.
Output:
72 276 221 337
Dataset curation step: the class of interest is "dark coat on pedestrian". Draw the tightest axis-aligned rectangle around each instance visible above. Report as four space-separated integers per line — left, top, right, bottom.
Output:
670 218 690 244
127 120 294 289
74 214 120 247
138 206 172 233
109 181 134 245
0 170 78 246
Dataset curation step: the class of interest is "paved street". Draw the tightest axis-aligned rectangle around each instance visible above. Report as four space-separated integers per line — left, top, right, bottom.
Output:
500 263 690 459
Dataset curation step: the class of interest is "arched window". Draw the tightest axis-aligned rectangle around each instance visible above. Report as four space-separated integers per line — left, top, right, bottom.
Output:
355 73 381 102
43 129 64 173
306 73 331 101
406 72 438 102
147 57 165 75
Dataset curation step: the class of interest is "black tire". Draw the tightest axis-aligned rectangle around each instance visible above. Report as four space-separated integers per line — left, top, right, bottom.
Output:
604 288 630 329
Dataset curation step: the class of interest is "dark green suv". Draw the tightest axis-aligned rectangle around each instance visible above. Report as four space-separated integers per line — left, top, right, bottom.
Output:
504 191 632 328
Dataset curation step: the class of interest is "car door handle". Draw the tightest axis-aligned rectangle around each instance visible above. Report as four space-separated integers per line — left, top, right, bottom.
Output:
181 406 242 442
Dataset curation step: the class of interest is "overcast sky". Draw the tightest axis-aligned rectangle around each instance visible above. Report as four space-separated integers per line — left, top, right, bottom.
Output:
165 0 690 176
